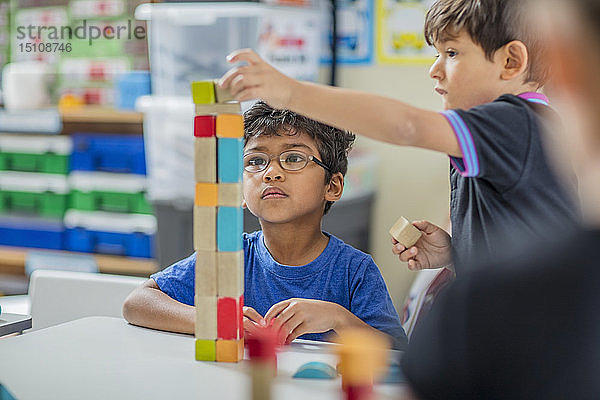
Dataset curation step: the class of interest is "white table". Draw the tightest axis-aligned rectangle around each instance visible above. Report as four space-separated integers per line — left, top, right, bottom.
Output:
0 317 412 400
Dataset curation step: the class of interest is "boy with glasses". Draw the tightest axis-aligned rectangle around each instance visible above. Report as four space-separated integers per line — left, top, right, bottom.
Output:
123 101 407 349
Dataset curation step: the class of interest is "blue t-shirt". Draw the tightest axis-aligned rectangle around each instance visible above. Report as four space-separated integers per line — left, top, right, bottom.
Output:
151 231 407 350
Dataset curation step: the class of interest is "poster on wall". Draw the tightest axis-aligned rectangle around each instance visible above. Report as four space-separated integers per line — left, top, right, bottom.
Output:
320 0 373 65
375 0 436 64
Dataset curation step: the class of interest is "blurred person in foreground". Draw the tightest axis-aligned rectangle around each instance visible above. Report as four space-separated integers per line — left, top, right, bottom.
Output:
401 0 600 398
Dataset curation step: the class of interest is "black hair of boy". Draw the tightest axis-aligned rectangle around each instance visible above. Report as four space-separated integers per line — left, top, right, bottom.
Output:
244 101 356 214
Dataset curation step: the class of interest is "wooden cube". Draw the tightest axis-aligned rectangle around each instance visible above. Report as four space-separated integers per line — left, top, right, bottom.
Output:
217 207 243 252
215 339 244 363
195 250 217 297
217 296 240 340
191 81 215 105
194 115 216 137
195 296 217 340
195 103 241 116
218 183 243 207
217 250 244 298
193 206 216 251
218 138 243 183
194 137 217 183
195 339 216 361
216 114 244 138
213 79 235 103
389 216 422 248
195 183 218 207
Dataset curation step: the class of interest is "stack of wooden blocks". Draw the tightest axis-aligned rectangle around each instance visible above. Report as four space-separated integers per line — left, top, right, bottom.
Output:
191 80 244 363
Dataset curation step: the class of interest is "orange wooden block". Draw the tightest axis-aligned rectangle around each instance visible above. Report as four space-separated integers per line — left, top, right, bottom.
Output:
216 114 244 138
195 183 218 206
216 339 244 363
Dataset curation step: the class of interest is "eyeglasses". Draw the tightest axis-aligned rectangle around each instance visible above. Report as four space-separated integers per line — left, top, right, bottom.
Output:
243 150 331 173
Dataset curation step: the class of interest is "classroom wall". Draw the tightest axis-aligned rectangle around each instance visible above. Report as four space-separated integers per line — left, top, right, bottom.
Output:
325 64 451 308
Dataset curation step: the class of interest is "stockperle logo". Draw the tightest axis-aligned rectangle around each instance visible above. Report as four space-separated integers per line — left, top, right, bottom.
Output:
16 19 146 46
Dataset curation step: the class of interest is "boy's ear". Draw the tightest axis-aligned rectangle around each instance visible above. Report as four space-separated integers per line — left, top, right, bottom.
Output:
324 172 344 202
499 40 529 81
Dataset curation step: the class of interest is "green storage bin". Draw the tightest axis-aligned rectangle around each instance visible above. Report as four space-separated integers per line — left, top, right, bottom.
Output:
0 135 72 174
0 172 69 217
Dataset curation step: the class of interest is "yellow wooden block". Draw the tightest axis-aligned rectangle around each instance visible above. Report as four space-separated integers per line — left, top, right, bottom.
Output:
195 339 216 361
216 339 244 363
195 103 241 116
216 114 244 138
389 216 422 248
213 79 235 103
191 81 215 105
195 250 217 297
194 206 216 251
195 137 217 183
218 183 243 207
336 329 388 386
195 296 217 340
195 183 218 206
217 250 244 297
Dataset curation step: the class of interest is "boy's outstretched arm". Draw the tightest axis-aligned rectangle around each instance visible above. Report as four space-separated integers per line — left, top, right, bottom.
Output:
122 279 195 334
220 49 461 157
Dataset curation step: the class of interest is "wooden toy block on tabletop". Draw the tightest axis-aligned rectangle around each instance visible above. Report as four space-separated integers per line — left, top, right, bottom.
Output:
217 207 244 252
194 137 217 183
247 325 279 400
191 81 216 105
217 250 244 298
216 114 244 138
215 339 244 363
195 103 242 116
193 206 216 251
194 115 216 138
218 138 244 183
195 296 218 340
213 79 235 103
218 183 243 207
195 339 216 362
389 216 422 248
195 250 217 297
195 183 218 207
217 296 242 340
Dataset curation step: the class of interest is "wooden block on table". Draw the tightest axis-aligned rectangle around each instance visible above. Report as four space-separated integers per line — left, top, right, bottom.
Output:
217 250 244 297
217 207 243 252
195 295 217 340
195 103 242 116
195 250 217 297
215 338 244 363
191 81 216 105
213 79 235 103
216 114 244 138
194 137 217 183
195 183 218 206
218 138 244 183
194 206 216 251
218 183 243 207
194 115 216 137
336 329 388 387
195 339 216 361
389 216 422 248
217 296 241 340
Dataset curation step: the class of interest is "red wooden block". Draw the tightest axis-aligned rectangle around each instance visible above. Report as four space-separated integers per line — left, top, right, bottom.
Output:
218 297 238 340
238 295 244 339
194 115 216 137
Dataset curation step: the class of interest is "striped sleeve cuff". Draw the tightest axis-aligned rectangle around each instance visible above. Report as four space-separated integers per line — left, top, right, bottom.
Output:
442 110 480 177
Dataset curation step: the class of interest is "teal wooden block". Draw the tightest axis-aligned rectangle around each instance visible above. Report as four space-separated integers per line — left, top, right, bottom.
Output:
218 138 243 183
217 207 243 251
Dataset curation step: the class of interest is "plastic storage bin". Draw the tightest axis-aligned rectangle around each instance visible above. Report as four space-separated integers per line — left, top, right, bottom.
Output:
0 134 72 174
64 210 156 258
135 2 323 96
70 134 146 175
0 215 64 250
0 172 69 217
68 171 152 214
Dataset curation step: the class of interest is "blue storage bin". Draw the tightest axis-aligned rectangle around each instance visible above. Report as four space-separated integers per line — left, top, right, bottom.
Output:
70 134 146 175
0 216 63 250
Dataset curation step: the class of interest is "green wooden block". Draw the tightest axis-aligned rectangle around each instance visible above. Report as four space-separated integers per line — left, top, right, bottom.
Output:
196 339 216 361
191 81 216 105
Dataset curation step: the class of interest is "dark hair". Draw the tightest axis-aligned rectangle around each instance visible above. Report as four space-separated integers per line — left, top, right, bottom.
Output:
424 0 547 86
243 101 355 215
